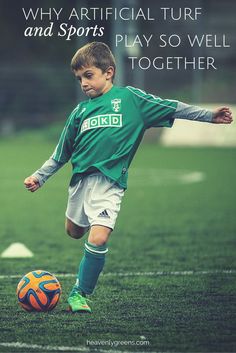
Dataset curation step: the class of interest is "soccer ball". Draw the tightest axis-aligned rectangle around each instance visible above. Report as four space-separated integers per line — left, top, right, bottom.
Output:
16 270 62 312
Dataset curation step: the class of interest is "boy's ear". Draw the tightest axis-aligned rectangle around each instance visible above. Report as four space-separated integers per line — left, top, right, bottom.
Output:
105 66 115 80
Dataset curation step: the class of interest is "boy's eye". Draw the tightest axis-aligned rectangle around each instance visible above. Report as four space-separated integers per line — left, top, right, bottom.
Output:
76 72 94 83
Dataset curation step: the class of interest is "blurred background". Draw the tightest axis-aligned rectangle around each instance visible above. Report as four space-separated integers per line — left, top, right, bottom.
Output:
0 0 235 143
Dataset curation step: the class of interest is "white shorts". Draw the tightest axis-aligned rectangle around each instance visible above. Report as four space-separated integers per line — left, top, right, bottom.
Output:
65 173 124 230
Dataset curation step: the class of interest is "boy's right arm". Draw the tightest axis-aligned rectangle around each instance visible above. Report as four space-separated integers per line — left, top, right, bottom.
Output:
24 158 64 192
24 104 80 192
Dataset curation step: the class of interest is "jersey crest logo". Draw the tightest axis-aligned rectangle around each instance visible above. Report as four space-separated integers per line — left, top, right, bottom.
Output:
111 98 121 112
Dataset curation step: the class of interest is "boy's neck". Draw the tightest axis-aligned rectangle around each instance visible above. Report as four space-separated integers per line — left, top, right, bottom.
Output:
103 82 113 94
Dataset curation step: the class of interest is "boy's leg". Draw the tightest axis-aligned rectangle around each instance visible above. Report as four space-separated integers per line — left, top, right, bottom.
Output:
77 225 111 292
67 173 124 312
68 225 111 312
73 225 111 294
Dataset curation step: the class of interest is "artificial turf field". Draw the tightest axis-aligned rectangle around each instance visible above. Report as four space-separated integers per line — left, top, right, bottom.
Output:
0 132 235 353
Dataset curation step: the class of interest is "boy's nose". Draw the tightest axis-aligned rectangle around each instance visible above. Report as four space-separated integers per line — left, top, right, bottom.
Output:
81 78 89 88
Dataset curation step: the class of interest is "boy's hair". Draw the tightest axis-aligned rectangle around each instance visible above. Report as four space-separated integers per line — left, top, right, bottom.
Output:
71 42 116 80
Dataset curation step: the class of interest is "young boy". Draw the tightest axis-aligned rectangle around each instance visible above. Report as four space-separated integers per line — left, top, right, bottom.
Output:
24 42 233 313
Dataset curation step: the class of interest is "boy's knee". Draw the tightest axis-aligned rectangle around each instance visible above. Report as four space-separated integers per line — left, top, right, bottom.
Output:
66 228 82 239
65 219 89 239
88 225 112 246
89 235 107 246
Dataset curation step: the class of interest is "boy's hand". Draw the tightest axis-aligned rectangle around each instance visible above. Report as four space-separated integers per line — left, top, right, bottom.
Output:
24 176 40 192
212 107 233 124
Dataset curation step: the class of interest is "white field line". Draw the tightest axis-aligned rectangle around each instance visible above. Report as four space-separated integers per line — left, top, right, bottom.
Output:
0 269 235 280
0 342 156 353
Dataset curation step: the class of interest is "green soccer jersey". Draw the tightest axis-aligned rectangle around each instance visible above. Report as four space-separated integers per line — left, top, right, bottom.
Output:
52 85 178 188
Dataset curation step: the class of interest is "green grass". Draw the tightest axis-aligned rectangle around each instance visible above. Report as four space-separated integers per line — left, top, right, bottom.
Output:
0 133 236 352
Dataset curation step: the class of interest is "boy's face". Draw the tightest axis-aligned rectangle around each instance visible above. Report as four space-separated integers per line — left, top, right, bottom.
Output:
74 66 114 98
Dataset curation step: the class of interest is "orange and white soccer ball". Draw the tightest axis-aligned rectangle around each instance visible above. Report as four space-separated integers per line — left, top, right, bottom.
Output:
17 270 62 312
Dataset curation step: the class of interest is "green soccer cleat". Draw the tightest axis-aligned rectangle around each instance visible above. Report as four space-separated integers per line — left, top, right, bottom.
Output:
67 289 91 313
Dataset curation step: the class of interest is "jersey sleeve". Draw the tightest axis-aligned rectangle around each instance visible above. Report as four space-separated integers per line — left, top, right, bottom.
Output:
51 106 80 163
173 102 213 122
127 86 178 129
32 158 64 187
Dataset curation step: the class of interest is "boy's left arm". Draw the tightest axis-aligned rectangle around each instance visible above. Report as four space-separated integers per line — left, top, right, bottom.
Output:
211 107 233 124
174 102 233 124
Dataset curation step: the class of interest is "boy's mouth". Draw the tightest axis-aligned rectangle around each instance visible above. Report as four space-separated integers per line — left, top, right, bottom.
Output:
84 89 94 94
84 88 100 97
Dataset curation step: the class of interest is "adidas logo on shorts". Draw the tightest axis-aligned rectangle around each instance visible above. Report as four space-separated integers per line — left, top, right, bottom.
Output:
98 210 110 218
